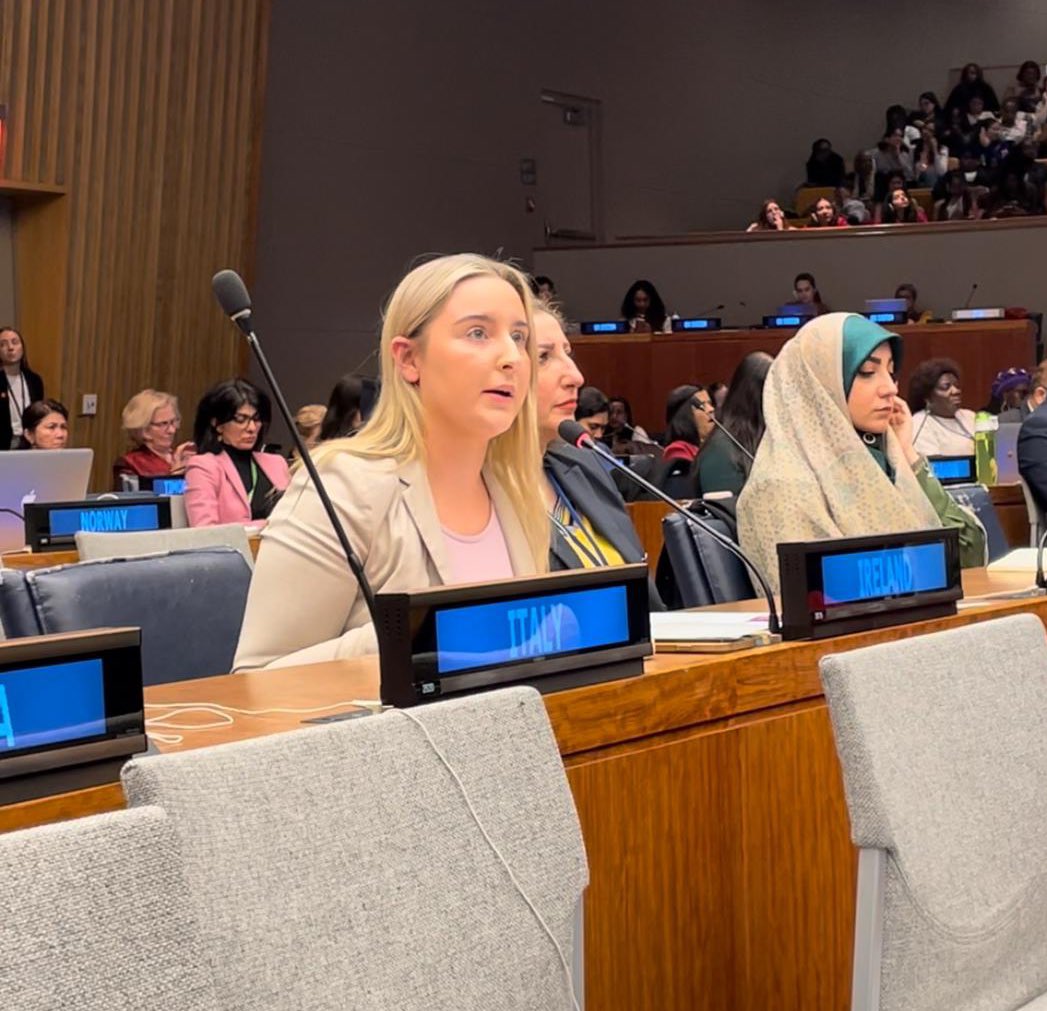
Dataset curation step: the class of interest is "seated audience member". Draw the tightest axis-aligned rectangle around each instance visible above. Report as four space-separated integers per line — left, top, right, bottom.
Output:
1007 61 1043 114
913 125 948 188
233 254 548 669
696 351 772 497
112 389 196 489
850 151 877 204
532 274 556 306
996 365 1040 421
997 96 1032 143
662 385 714 463
737 314 985 591
0 326 45 450
878 185 928 224
942 107 977 155
805 138 846 187
18 399 68 449
575 386 610 441
894 283 931 323
964 94 995 131
606 395 656 452
294 404 325 449
836 183 871 224
621 279 671 333
957 146 994 191
908 358 976 457
913 91 946 137
807 197 847 228
319 373 365 441
934 172 979 221
793 272 830 315
872 129 915 184
946 62 1000 116
185 378 290 528
534 306 662 606
983 168 1036 218
746 199 792 232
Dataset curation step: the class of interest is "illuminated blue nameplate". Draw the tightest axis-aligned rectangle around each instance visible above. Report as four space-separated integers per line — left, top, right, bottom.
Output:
777 528 961 640
435 584 629 674
49 503 160 536
763 314 802 328
865 311 906 325
821 543 947 606
376 565 652 707
150 477 187 496
927 455 975 485
0 659 106 753
580 320 629 335
673 317 723 332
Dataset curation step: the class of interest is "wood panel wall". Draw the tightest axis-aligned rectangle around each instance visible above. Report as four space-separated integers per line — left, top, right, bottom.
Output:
0 0 270 486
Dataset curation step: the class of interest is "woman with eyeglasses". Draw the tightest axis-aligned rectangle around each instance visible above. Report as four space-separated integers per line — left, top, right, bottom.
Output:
112 389 197 489
184 378 290 527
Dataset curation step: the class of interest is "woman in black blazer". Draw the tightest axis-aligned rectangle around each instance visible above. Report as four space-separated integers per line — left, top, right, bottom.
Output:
0 327 45 450
534 305 664 607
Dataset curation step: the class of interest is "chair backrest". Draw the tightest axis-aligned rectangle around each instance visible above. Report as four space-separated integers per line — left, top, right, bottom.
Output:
1019 474 1044 547
76 522 254 567
656 457 697 501
0 566 42 638
661 511 754 607
122 686 588 1011
20 547 252 684
0 806 218 1011
945 483 1008 561
819 614 1047 1011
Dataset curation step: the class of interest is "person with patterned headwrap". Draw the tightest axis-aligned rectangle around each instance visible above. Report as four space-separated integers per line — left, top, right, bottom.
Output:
996 365 1042 423
737 313 985 593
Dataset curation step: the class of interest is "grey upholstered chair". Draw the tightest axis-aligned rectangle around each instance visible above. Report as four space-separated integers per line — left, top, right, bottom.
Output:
123 686 589 1010
0 548 251 683
0 806 218 1010
75 522 254 567
819 614 1047 1011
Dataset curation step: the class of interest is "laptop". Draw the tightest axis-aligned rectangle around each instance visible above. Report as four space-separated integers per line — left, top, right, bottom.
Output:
0 449 94 553
996 423 1020 485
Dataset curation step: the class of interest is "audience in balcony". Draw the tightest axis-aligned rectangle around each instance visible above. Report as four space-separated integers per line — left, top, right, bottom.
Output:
945 63 1000 116
878 186 929 224
805 139 847 187
807 197 848 228
746 199 792 232
1006 61 1042 114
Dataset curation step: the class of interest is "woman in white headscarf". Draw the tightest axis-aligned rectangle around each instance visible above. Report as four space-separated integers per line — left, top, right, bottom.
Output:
737 313 985 591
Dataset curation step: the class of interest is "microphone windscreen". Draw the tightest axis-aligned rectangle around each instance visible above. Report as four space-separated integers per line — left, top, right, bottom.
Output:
212 269 252 317
558 419 591 447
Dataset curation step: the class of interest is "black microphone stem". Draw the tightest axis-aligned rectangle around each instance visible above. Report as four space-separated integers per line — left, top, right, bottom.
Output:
580 436 781 634
704 411 754 462
243 327 377 620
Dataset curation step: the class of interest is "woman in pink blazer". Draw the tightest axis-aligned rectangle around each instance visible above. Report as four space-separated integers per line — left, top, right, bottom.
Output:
185 378 290 527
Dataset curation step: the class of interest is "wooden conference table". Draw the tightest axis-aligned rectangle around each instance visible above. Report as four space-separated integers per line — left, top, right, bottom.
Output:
0 567 1042 1011
572 318 1038 432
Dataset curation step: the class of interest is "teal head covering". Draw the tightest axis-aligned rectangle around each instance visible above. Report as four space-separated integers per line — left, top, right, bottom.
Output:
839 315 903 479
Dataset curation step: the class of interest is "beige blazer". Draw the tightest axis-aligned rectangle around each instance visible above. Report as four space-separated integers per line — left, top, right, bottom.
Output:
233 454 537 671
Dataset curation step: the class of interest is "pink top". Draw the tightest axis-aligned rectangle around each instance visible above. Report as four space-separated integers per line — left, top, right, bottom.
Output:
441 507 514 585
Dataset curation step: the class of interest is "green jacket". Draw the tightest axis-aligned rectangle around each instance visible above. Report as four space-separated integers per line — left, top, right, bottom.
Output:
913 457 987 568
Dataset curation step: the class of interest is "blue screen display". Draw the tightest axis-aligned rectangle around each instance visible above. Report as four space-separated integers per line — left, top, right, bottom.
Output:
681 319 711 330
591 322 620 333
821 543 948 605
929 457 974 480
152 477 186 496
49 503 160 536
434 585 630 675
0 659 106 753
772 315 802 327
868 312 894 323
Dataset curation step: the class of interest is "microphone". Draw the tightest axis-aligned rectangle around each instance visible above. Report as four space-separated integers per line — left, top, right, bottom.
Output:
694 303 725 316
558 420 781 634
211 269 378 621
695 402 755 462
962 282 979 309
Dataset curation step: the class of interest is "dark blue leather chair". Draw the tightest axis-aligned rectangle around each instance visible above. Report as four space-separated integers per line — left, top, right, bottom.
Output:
0 568 43 637
660 511 755 608
0 548 251 684
945 484 1009 563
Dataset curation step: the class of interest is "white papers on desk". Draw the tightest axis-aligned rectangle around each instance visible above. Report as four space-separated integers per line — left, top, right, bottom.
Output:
650 610 770 642
986 549 1038 573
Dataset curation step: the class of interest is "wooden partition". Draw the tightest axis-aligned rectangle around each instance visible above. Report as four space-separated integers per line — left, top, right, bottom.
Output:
0 0 270 488
572 319 1036 433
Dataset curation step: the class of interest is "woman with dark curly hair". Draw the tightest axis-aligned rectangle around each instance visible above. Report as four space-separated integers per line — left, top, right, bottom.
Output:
908 358 976 457
620 279 671 333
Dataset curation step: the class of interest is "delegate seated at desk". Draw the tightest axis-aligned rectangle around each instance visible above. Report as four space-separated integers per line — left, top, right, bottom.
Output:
737 313 985 592
232 254 548 670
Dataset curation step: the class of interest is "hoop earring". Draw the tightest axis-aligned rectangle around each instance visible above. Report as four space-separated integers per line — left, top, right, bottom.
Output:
862 432 877 445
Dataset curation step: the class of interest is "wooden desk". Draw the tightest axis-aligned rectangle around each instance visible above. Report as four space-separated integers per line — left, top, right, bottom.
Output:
1 535 263 570
572 320 1037 434
0 568 1042 1011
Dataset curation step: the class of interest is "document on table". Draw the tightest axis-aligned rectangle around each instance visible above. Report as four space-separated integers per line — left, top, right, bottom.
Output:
986 548 1038 573
649 610 771 643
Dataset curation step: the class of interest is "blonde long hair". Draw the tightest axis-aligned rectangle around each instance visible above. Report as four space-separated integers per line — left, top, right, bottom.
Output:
317 254 549 572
